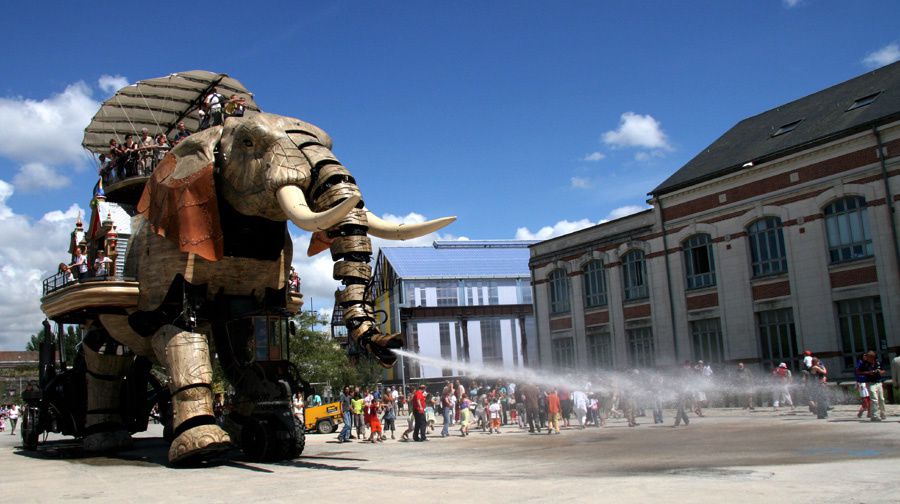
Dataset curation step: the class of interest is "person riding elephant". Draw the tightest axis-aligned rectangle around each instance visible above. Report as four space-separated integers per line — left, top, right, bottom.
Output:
89 112 454 463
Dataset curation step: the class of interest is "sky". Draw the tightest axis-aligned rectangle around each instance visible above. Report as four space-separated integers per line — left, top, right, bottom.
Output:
0 0 898 349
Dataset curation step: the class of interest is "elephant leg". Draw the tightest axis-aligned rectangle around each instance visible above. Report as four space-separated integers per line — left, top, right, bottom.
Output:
329 209 403 367
151 325 231 463
83 340 134 453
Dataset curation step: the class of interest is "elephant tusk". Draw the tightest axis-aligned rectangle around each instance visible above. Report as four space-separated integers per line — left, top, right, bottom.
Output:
277 185 360 232
365 210 456 240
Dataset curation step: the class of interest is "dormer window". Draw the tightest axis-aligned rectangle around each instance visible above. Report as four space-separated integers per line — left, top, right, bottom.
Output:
771 119 803 138
846 91 881 111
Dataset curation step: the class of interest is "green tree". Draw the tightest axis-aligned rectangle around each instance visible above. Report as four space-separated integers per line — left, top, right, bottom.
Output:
26 324 80 366
288 311 384 392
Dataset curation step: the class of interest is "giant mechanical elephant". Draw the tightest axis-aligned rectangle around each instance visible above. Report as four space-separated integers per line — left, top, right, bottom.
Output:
89 112 454 463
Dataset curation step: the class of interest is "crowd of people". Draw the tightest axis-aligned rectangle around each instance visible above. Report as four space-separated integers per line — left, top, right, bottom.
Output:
96 91 247 186
99 129 170 184
51 246 114 290
320 350 892 445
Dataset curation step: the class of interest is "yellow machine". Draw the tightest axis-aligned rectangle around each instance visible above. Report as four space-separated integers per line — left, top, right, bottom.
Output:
304 402 342 434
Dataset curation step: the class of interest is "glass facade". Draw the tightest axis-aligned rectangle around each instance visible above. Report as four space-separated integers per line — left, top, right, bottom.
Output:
480 319 503 366
824 196 874 264
747 217 788 277
757 308 798 371
690 318 724 363
683 234 716 289
837 297 886 370
582 260 608 308
551 336 576 370
626 327 655 368
586 326 614 369
549 269 571 314
622 250 649 301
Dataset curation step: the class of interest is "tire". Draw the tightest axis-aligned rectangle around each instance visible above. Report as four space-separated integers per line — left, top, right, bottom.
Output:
21 407 40 451
285 418 305 459
316 419 334 435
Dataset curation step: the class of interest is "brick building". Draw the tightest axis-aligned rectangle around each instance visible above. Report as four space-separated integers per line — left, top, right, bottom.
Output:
529 62 900 379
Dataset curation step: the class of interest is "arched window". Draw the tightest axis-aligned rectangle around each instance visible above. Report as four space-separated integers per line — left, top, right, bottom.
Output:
548 268 570 314
683 234 716 289
824 196 873 263
747 217 787 277
582 260 608 308
622 250 648 301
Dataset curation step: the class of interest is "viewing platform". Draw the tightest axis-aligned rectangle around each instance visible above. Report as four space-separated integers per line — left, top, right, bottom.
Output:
41 273 139 323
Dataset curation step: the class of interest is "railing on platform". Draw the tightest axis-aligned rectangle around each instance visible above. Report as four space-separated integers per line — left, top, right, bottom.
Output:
100 146 169 187
41 272 132 296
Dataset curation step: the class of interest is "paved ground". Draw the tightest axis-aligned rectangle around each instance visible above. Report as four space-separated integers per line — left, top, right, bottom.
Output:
3 405 899 503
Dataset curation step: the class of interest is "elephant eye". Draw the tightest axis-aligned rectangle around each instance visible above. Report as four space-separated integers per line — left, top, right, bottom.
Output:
243 139 254 147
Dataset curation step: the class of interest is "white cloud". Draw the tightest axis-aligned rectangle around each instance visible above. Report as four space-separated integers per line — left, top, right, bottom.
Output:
98 74 129 95
515 205 651 241
570 176 591 189
602 112 671 150
863 43 900 69
582 152 606 162
12 163 72 191
599 204 650 223
515 219 596 240
0 180 85 349
0 80 101 192
782 0 801 8
634 150 665 162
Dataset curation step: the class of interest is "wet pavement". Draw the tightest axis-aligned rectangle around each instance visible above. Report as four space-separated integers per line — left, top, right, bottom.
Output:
2 405 899 503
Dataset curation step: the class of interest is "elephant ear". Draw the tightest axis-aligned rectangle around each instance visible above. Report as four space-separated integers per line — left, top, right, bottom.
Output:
136 126 225 261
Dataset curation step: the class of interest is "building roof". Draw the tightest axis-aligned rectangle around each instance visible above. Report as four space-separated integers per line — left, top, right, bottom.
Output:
381 240 537 279
0 351 38 365
652 60 900 196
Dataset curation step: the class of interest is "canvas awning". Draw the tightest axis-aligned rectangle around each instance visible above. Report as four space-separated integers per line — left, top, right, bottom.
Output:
82 70 261 154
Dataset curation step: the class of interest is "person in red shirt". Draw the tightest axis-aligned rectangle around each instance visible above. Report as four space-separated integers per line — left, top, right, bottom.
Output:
546 389 561 434
364 400 384 443
412 384 428 441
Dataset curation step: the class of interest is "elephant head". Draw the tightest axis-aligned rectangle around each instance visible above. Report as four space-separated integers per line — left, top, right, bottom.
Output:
137 112 455 367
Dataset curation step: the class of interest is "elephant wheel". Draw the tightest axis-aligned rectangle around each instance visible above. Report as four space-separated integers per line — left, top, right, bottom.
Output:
285 418 305 460
21 407 40 451
240 420 269 461
316 419 334 435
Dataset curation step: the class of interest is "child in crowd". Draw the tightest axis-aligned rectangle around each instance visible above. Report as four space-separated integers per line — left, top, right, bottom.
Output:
459 394 471 437
425 395 436 432
488 398 502 434
364 400 384 443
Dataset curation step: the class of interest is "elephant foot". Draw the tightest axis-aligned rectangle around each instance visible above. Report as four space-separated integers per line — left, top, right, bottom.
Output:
168 424 232 464
84 429 133 453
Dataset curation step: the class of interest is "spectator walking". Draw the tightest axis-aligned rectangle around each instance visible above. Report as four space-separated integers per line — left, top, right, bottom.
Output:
488 398 502 434
338 386 353 443
8 404 19 435
735 362 755 410
771 363 794 410
571 389 589 429
351 391 366 439
856 351 887 421
382 395 396 439
522 383 540 433
459 394 472 437
441 389 453 437
412 384 428 442
809 357 829 419
546 389 561 434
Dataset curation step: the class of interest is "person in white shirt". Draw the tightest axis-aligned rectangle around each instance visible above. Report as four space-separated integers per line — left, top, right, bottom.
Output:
94 250 113 277
8 404 20 435
571 389 589 429
488 399 502 434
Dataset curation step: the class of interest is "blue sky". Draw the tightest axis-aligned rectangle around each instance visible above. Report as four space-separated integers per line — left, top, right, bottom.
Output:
0 0 898 347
